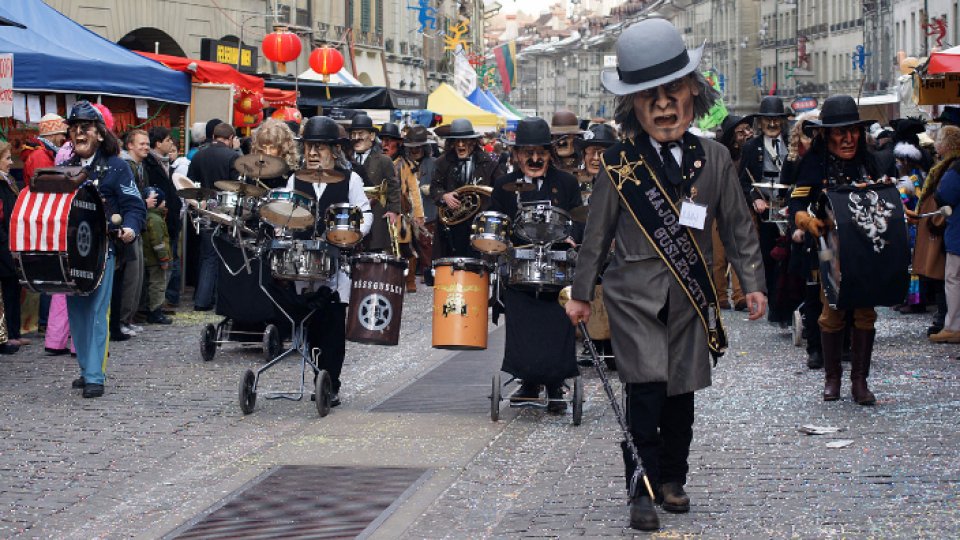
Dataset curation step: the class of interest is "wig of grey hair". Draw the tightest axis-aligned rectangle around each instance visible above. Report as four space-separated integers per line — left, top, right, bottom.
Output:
613 72 721 139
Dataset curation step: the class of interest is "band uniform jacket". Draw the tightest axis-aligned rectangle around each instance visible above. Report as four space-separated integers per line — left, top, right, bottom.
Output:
430 149 505 258
738 134 787 205
572 133 765 395
395 156 426 228
355 149 401 252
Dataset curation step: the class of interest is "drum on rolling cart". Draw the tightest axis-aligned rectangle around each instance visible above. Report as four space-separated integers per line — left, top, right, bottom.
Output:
432 257 492 350
324 203 363 248
269 239 336 282
259 188 316 230
10 182 107 295
346 253 407 345
470 211 511 254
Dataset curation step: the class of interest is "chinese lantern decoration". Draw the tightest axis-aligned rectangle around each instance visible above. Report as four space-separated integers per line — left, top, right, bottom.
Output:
261 26 302 73
309 46 345 83
271 106 302 124
235 90 263 115
234 109 263 129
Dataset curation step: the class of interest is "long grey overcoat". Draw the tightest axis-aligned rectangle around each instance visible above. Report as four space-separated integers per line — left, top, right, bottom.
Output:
571 133 766 395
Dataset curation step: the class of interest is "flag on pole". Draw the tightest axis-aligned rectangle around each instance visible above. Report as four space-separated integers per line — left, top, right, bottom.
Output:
494 41 517 95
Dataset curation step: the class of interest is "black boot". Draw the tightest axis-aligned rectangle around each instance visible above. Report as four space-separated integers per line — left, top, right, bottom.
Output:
806 349 823 370
621 441 659 530
820 331 843 401
660 481 690 513
850 328 877 405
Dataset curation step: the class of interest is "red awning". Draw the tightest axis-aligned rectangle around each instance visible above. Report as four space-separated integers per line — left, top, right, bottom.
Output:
263 87 297 107
136 51 264 94
925 46 960 74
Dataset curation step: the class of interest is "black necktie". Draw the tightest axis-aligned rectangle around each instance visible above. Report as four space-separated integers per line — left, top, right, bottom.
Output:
660 143 682 185
773 138 782 168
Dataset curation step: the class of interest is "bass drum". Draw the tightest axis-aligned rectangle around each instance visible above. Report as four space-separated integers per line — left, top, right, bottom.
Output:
346 253 407 345
432 258 491 350
818 184 909 309
10 183 107 295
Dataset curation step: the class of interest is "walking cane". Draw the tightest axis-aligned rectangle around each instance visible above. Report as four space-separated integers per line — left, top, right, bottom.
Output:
577 319 656 502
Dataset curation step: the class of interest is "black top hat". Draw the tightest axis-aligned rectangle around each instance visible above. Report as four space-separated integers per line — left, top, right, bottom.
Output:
403 125 430 147
756 96 788 117
802 95 872 136
718 114 754 148
936 106 960 126
510 117 552 147
442 118 481 139
301 116 341 143
574 123 618 150
346 113 378 132
380 122 403 140
67 100 104 124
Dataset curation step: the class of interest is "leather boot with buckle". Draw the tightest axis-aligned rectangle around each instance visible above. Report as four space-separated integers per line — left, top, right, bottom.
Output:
820 330 844 401
850 328 877 405
659 481 690 513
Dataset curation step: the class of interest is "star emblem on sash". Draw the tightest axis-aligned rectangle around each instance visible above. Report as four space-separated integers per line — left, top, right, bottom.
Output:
610 151 641 188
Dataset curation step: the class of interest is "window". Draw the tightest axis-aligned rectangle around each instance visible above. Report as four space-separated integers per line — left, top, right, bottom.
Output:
361 0 370 33
375 0 383 35
346 0 354 28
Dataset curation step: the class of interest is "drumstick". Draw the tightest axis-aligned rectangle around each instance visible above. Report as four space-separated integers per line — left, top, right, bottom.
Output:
917 206 953 219
111 214 122 226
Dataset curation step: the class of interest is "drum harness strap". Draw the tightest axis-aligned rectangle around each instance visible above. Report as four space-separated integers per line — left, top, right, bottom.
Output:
601 140 727 361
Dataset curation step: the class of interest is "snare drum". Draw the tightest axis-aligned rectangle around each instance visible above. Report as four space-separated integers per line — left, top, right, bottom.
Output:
470 211 511 254
346 253 407 345
432 257 491 350
514 203 573 244
508 246 576 292
214 191 260 220
259 189 316 230
10 183 107 295
269 239 335 281
324 203 363 247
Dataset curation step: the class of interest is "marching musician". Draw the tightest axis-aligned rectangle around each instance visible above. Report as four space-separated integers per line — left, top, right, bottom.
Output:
789 95 888 406
287 116 373 408
430 118 505 259
251 118 300 189
64 101 147 398
390 124 427 293
346 114 401 253
549 110 584 176
564 19 767 530
490 117 582 413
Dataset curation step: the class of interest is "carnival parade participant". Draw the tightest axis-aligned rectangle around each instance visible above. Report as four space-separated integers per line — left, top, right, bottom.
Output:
430 118 504 258
713 114 755 311
790 95 890 405
564 19 767 530
287 116 372 407
490 117 583 413
20 114 68 189
0 141 23 351
251 118 300 189
346 114 400 253
391 124 427 292
63 101 146 398
549 110 583 176
409 126 439 286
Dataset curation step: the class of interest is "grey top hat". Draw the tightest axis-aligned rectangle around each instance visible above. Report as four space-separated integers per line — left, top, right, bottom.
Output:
601 18 704 96
346 113 378 132
442 118 481 139
510 117 552 147
756 96 788 117
802 95 872 137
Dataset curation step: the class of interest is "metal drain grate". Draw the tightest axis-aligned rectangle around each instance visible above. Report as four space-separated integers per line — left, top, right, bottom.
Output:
372 326 505 414
167 465 429 540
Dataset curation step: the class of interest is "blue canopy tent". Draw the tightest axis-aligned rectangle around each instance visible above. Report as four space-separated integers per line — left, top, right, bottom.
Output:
467 88 518 130
0 0 190 103
483 90 524 121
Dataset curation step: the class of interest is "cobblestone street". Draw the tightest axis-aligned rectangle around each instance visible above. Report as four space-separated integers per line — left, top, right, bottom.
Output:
1 293 957 539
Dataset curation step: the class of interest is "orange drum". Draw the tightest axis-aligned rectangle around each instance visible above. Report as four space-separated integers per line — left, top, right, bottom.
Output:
432 257 491 350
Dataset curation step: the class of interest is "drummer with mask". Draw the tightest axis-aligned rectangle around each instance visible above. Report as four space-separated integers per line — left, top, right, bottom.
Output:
490 117 582 413
286 116 372 407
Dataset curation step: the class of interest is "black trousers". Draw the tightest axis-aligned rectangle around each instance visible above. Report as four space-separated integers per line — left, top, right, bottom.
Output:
1 276 21 340
623 382 695 491
803 282 822 354
307 301 347 394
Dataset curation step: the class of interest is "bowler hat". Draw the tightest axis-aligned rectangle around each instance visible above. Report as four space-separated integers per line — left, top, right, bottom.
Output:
403 125 431 147
346 113 378 132
301 116 341 143
440 118 481 139
66 101 104 124
550 110 582 135
510 117 552 147
756 96 788 117
802 95 873 136
935 106 960 126
718 114 754 148
575 123 619 150
601 18 705 96
380 122 403 140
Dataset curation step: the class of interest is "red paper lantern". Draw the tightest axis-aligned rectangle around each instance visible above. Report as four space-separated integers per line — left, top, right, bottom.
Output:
261 27 302 73
271 106 302 124
234 109 263 129
309 46 345 81
235 91 263 115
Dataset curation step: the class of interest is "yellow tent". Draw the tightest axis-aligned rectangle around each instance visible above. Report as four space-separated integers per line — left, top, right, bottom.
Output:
427 83 504 130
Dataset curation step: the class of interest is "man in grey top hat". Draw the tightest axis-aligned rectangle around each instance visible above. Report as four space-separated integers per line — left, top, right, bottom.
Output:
564 18 767 531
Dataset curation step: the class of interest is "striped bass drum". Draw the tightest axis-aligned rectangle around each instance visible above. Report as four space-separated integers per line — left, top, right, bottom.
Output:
9 183 107 294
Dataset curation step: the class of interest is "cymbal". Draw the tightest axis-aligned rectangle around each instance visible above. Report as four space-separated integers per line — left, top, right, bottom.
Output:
295 168 345 184
569 205 589 223
177 187 218 200
214 180 267 197
502 180 535 193
752 182 790 189
234 153 288 178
